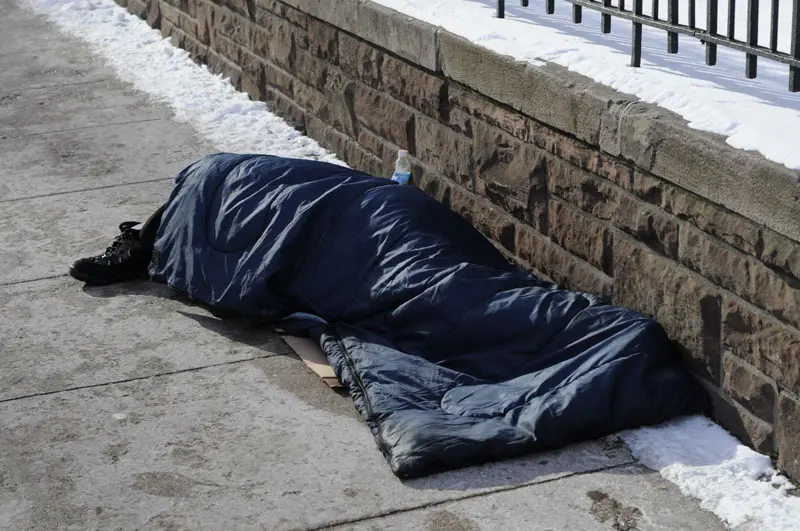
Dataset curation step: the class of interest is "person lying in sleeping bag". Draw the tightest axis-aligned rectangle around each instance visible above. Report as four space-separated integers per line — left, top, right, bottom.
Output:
68 153 709 478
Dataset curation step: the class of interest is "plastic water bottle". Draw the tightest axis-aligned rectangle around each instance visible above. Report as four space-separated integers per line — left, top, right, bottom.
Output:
391 150 412 185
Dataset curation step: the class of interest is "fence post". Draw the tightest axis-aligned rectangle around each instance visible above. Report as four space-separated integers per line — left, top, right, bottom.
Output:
746 0 759 78
770 0 779 51
668 0 679 52
706 0 718 66
573 4 583 23
632 0 644 66
791 0 800 91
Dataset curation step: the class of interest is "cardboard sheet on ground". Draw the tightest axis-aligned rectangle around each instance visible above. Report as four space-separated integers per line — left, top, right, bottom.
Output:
281 335 343 388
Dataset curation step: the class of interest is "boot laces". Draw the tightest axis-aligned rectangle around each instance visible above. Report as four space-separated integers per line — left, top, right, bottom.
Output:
100 221 140 260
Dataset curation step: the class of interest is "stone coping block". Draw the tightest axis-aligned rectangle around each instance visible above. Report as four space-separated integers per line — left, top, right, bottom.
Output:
281 0 438 70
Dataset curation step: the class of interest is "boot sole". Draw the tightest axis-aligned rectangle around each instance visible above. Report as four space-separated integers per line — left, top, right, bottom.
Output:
68 266 147 286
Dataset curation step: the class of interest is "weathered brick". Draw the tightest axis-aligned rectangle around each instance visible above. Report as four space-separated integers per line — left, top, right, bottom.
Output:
213 32 243 65
632 171 762 257
159 1 178 23
702 380 775 455
305 114 346 157
307 17 338 63
416 167 452 204
549 199 611 274
206 49 242 89
449 187 516 254
160 0 199 18
722 352 778 423
263 59 294 96
633 171 800 285
414 114 471 186
760 228 800 283
196 0 214 45
295 72 356 138
517 224 612 299
613 236 722 381
549 160 621 221
448 107 472 138
357 129 398 175
680 225 800 328
346 145 385 177
145 0 161 27
186 0 200 19
254 0 307 28
380 54 446 119
723 299 800 396
280 4 307 28
160 17 175 38
449 85 527 141
473 121 547 232
286 13 308 50
529 119 633 188
251 21 295 72
159 1 198 38
777 392 800 481
354 86 414 149
324 71 357 137
264 87 305 132
293 50 328 91
338 33 383 89
550 160 676 257
240 49 266 102
214 4 250 47
183 28 209 63
165 24 209 64
293 81 326 116
126 0 148 18
615 193 679 259
338 33 445 119
216 0 251 18
253 5 272 27
306 116 382 176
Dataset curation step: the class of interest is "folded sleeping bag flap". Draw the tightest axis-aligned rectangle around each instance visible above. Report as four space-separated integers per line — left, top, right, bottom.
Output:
151 153 710 478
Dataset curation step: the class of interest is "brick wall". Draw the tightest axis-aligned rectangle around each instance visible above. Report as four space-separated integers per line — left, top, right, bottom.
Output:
119 0 800 480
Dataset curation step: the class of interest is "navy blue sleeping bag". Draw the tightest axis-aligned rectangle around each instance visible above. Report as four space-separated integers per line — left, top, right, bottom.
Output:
150 153 709 478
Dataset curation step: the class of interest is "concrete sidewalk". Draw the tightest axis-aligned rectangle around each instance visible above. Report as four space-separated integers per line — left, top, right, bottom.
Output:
0 2 726 530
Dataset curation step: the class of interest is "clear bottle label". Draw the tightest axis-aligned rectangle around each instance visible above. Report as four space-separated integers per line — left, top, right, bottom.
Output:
392 172 411 185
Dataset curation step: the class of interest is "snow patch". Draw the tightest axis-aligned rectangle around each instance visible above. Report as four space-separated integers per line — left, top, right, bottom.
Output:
24 0 342 164
621 416 800 530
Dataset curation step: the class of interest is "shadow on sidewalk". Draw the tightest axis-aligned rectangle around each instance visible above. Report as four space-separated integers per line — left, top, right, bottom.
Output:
81 280 295 356
79 282 727 493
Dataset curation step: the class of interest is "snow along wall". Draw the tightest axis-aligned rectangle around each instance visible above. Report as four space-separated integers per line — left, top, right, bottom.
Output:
116 0 800 480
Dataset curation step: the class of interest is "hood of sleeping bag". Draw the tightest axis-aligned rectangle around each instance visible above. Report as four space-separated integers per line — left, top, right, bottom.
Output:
150 153 709 478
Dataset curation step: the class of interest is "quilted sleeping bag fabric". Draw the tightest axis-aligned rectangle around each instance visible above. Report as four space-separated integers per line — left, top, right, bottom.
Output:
150 153 709 478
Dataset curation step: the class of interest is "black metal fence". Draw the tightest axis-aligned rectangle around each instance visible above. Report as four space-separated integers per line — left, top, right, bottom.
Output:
496 0 800 91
